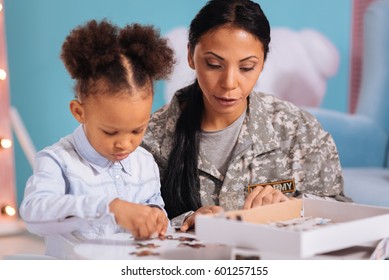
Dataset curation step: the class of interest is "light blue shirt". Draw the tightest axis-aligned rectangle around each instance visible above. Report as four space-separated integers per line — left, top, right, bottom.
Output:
20 125 165 242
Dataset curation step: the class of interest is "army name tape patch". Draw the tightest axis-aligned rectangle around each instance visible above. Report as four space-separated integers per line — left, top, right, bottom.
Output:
247 179 296 194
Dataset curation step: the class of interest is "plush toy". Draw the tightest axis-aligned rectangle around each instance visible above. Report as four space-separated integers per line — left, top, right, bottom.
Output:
164 27 339 107
255 28 340 107
164 27 195 103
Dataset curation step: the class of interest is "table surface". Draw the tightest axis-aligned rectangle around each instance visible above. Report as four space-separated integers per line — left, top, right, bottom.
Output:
57 228 376 260
0 221 378 260
57 229 231 260
0 230 45 259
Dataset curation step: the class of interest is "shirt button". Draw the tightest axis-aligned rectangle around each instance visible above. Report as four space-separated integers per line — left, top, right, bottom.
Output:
114 162 119 166
115 175 120 179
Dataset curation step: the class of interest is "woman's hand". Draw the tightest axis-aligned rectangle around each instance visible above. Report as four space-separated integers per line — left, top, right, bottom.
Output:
243 185 289 209
109 198 169 239
180 205 224 232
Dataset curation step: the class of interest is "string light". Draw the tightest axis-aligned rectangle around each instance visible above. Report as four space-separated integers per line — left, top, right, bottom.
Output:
0 138 12 149
0 69 6 80
0 2 19 226
1 205 16 217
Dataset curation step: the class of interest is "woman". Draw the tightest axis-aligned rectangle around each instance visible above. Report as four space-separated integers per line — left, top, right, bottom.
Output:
142 0 345 230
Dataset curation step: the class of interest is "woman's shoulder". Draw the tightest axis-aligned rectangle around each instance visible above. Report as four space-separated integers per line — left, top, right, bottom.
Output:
148 86 192 130
250 91 318 123
149 93 180 130
143 88 186 152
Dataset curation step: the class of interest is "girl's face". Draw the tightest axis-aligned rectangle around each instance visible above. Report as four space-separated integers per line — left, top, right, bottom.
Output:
70 90 152 162
188 25 265 122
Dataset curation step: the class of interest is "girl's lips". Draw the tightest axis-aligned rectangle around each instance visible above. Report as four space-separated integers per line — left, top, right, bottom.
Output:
113 153 129 161
214 96 239 107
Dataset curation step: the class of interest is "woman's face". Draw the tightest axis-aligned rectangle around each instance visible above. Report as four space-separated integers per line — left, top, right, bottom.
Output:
188 25 265 120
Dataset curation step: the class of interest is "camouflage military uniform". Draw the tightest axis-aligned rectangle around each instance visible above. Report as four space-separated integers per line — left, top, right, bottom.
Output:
142 88 344 212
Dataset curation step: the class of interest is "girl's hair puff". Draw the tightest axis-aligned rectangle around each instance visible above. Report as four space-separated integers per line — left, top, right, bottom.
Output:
61 19 175 99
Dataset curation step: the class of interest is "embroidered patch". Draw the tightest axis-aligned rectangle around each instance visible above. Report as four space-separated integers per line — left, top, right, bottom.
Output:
247 179 296 194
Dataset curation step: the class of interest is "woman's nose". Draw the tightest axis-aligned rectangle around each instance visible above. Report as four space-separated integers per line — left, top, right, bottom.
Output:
220 68 238 90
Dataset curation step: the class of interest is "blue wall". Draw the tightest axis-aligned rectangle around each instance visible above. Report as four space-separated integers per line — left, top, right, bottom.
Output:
3 0 352 207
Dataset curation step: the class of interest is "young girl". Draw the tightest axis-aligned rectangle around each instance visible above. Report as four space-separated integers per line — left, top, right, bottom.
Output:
20 20 175 253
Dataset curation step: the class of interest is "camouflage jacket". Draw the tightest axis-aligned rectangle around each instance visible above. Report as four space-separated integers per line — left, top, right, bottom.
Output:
142 89 344 211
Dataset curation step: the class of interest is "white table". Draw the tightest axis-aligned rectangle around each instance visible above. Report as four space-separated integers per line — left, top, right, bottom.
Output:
0 230 45 259
0 219 380 260
51 228 377 260
54 229 232 260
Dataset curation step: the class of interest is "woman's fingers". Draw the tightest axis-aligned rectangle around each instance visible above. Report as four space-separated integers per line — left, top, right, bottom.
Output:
244 185 289 209
180 206 224 232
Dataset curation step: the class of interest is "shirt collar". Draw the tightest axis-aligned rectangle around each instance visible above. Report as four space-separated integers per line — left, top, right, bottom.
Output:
245 92 281 155
72 125 132 174
212 92 281 160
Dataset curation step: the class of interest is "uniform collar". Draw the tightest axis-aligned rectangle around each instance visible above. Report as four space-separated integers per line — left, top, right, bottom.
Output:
196 92 281 179
240 92 281 156
72 125 131 174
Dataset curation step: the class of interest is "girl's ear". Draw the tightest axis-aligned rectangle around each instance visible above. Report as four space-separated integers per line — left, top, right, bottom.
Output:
69 100 85 124
187 44 195 70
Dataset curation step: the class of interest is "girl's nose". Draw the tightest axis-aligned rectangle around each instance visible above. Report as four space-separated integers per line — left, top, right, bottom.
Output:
114 138 131 151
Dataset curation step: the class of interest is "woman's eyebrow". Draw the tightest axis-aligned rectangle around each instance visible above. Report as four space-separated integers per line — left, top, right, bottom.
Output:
204 51 224 60
204 51 259 62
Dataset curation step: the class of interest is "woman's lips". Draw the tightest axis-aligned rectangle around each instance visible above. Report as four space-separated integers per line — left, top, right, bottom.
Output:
214 96 239 107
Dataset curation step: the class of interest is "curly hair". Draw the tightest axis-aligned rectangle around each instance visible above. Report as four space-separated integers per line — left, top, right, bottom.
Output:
60 19 175 99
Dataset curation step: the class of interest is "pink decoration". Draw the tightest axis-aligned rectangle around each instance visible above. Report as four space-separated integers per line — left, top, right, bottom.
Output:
0 0 17 223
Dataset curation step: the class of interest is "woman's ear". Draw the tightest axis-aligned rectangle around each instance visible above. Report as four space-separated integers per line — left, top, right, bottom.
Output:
69 100 85 124
187 44 195 70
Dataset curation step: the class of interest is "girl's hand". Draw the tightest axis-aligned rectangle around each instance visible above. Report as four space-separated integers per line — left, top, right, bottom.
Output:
109 198 168 239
